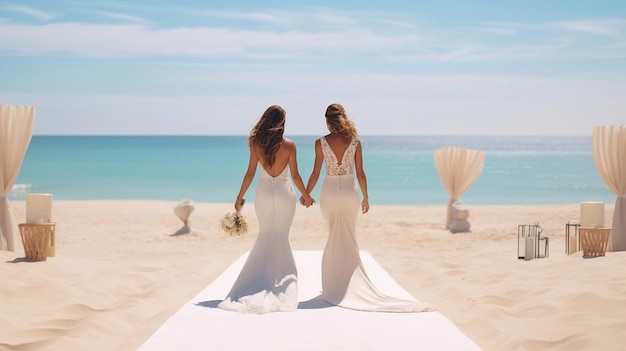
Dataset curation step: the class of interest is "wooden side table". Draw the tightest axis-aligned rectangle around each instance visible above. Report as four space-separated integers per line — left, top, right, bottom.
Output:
18 223 56 262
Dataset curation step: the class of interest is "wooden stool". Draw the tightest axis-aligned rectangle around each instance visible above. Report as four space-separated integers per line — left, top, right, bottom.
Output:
18 223 56 262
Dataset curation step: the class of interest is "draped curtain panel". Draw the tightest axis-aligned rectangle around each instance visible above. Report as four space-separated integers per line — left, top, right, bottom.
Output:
434 147 485 229
0 104 36 252
592 125 626 252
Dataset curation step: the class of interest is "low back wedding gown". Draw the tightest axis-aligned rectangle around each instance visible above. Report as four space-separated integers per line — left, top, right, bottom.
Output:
319 136 433 312
218 164 298 313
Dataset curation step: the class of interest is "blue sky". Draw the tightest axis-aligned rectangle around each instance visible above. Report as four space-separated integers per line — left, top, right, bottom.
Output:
1 1 625 136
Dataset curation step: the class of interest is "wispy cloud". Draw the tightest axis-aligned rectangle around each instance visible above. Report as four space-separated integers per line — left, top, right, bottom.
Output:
379 19 418 31
309 10 358 27
91 10 144 24
0 23 412 58
467 19 626 39
197 9 287 25
414 18 626 62
4 4 55 21
550 20 626 35
465 22 521 36
197 7 363 30
393 41 573 62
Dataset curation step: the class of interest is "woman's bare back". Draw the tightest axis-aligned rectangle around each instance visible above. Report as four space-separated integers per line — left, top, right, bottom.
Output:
256 139 294 177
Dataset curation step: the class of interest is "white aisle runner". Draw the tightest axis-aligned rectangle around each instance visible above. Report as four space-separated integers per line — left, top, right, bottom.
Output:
137 251 482 351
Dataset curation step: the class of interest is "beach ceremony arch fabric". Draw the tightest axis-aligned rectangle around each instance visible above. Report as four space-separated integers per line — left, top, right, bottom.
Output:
592 125 626 251
0 104 36 252
434 146 485 231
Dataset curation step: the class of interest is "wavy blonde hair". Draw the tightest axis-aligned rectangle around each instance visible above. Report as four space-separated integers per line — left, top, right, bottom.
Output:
248 105 286 167
325 103 358 138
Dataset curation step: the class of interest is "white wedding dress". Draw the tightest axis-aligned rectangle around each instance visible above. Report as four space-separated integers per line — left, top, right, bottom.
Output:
218 164 298 313
319 136 433 312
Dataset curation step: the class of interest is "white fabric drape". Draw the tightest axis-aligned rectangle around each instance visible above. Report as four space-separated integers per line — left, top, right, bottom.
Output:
592 125 626 252
1 104 36 252
434 146 485 229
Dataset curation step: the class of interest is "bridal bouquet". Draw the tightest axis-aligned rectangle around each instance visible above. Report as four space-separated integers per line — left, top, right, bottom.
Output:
220 199 248 236
220 212 248 236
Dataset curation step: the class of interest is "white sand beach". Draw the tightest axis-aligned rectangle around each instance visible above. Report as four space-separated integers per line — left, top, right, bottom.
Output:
1 200 624 351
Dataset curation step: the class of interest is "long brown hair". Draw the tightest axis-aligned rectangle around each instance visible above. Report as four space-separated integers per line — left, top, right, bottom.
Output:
248 105 286 167
325 103 358 138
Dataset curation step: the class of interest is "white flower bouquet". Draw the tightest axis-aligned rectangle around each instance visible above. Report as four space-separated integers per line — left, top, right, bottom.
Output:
220 199 248 236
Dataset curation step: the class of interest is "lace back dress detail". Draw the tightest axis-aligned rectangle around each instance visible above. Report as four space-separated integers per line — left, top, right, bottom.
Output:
320 136 358 176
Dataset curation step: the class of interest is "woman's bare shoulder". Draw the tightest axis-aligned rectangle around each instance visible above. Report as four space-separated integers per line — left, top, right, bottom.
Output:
278 139 297 156
282 138 296 148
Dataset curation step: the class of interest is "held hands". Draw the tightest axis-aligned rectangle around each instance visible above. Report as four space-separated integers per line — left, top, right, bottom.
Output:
299 195 315 208
298 194 366 211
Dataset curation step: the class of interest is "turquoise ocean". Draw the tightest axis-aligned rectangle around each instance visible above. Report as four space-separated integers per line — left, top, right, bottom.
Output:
9 135 615 205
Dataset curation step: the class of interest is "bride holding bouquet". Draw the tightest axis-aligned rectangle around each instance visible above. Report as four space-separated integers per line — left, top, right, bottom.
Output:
218 105 314 314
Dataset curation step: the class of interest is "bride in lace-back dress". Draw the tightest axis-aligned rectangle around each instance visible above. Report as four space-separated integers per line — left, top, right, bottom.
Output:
218 105 314 314
304 103 433 313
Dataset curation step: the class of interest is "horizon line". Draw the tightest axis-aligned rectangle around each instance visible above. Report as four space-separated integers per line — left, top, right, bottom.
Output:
30 133 596 137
